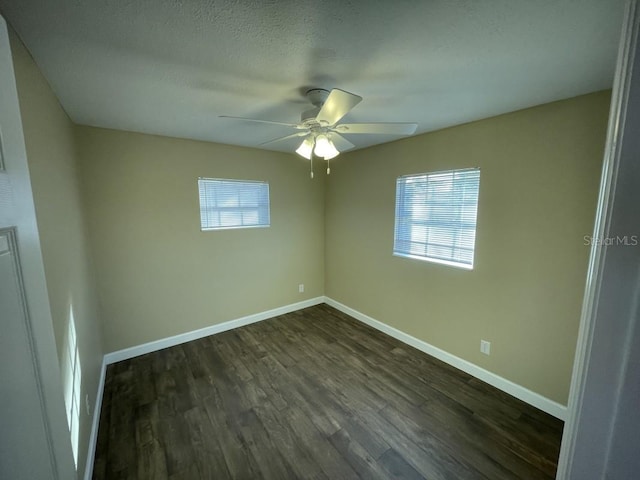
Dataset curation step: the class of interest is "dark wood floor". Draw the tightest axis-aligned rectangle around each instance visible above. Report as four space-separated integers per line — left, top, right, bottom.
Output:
93 304 563 479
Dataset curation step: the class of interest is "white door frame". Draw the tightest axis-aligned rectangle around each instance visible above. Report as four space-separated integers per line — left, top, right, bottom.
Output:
557 0 640 478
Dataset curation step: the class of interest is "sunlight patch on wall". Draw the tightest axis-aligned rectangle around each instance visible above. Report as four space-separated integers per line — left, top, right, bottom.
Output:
62 304 81 468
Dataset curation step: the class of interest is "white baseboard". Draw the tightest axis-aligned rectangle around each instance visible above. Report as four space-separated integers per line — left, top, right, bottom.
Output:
83 358 106 480
323 296 568 421
104 297 324 365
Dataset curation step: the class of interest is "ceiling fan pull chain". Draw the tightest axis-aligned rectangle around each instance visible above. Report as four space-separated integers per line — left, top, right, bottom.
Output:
327 158 331 175
310 155 314 179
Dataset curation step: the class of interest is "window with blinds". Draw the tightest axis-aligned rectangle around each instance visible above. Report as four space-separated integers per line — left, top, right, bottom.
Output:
198 178 270 231
393 168 480 269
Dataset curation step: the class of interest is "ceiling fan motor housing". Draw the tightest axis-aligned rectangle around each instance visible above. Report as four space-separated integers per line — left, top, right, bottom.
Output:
306 88 330 107
301 88 330 126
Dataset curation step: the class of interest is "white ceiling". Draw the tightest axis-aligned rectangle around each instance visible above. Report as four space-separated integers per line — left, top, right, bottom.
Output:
0 0 626 154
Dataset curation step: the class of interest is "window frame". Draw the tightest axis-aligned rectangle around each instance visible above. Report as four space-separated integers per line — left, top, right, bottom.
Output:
198 177 271 231
393 167 480 270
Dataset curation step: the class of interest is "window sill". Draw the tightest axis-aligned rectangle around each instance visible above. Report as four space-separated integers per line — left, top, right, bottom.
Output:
392 252 474 270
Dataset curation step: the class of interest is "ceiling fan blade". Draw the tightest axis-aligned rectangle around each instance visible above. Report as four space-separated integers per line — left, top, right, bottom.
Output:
316 89 362 126
334 122 418 135
219 115 302 129
329 132 355 152
260 131 308 146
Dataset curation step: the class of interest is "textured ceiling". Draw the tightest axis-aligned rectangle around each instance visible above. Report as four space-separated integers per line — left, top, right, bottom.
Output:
0 0 626 154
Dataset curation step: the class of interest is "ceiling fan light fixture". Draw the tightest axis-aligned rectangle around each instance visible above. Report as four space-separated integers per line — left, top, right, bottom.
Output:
295 137 314 160
314 134 339 159
313 134 330 156
322 148 339 160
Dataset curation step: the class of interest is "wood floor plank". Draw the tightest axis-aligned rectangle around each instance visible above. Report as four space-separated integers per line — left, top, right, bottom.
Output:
93 304 564 480
105 369 138 478
135 438 168 480
329 428 391 479
135 401 168 479
340 415 391 460
183 406 230 479
92 370 113 479
200 395 260 479
167 463 200 480
130 356 157 406
283 405 361 480
379 448 426 480
267 363 345 436
252 402 328 480
349 400 461 480
236 408 298 480
156 397 197 477
380 403 491 479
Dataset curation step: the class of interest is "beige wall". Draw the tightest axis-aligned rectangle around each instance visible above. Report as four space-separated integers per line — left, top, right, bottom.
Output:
10 30 104 476
325 91 610 404
77 127 325 352
8 33 607 424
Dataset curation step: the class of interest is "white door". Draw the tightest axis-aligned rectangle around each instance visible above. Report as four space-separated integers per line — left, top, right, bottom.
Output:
0 16 76 480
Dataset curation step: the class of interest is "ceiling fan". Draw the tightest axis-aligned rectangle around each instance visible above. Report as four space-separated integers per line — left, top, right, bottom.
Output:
220 88 418 177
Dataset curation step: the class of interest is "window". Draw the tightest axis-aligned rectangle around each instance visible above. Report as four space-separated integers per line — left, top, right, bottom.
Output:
198 178 270 231
394 168 480 269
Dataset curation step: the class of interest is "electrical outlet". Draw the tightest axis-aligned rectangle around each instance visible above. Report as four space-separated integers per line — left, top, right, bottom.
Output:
85 394 91 416
298 284 304 293
480 340 491 355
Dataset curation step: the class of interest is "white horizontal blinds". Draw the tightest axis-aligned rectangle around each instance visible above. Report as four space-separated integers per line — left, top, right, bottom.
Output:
198 178 270 230
394 168 480 268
